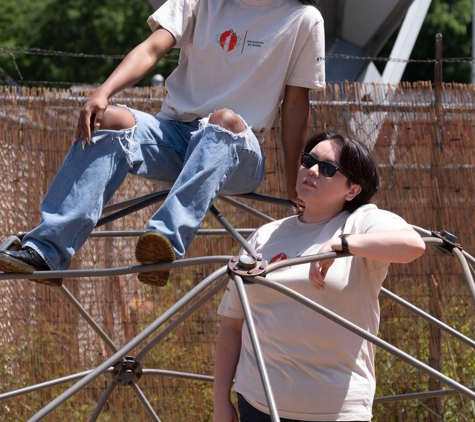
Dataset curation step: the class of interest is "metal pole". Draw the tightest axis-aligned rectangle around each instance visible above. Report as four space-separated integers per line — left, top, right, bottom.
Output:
27 266 228 421
210 205 257 256
60 285 118 353
136 276 228 361
88 382 117 422
381 288 475 349
232 273 281 422
132 385 162 422
251 276 475 401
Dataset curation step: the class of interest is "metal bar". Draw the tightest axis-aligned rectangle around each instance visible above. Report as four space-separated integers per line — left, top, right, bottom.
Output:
0 370 108 400
232 273 281 422
381 288 475 349
27 265 228 421
452 247 475 306
374 386 475 404
59 285 118 353
251 276 475 401
136 276 228 361
88 381 117 422
0 256 232 282
132 385 162 422
220 196 275 223
96 191 169 228
102 190 169 213
141 369 214 383
233 193 294 207
209 206 257 256
87 229 256 238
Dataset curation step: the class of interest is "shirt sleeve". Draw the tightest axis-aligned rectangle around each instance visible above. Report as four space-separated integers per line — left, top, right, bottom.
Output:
286 10 325 91
147 0 199 47
217 280 245 319
354 207 414 271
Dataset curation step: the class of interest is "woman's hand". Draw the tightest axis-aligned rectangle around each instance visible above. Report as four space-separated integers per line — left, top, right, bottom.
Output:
74 91 109 146
308 240 337 290
213 399 239 422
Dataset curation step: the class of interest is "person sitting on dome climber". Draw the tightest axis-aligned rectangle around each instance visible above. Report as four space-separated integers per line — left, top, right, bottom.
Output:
0 0 325 287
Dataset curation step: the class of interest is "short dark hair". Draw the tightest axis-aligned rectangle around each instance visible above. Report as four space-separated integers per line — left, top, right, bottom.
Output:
304 131 381 212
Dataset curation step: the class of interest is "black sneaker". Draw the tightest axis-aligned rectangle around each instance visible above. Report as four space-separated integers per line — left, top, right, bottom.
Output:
135 230 175 287
0 247 62 287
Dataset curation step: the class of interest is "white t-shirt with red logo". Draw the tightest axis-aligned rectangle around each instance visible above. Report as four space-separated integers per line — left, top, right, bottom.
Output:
148 0 325 136
218 204 412 421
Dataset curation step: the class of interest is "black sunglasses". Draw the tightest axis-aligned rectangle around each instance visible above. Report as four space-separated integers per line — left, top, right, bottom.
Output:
300 152 350 179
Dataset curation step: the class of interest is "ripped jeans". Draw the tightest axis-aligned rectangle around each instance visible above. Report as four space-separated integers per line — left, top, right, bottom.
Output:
22 107 266 270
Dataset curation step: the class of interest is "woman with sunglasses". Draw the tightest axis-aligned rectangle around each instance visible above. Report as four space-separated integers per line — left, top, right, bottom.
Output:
214 131 426 422
0 0 324 287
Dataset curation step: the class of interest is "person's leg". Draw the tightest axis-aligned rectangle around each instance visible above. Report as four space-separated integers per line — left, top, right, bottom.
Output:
0 106 190 282
144 109 266 260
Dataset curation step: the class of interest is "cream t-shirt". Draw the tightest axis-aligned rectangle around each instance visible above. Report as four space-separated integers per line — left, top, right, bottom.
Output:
218 204 412 421
148 0 325 136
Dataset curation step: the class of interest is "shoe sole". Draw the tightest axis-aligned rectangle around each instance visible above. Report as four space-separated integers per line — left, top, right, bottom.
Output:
0 255 62 287
135 231 175 287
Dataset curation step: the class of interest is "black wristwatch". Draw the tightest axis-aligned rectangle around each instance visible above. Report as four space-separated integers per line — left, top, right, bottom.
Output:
339 234 350 254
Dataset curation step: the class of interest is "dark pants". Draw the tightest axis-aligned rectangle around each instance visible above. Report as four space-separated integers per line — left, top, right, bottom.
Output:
237 393 366 422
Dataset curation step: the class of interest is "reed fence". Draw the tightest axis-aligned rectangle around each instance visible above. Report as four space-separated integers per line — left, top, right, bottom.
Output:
1 82 475 421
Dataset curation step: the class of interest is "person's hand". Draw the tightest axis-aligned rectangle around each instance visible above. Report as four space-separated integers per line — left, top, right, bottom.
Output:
308 241 336 290
289 194 305 215
213 399 239 422
74 91 109 146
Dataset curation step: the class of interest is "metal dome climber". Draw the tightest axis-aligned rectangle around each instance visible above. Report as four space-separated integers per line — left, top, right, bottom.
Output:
1 190 475 422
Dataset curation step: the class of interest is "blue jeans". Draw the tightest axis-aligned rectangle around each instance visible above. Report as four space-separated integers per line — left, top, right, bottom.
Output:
22 107 265 270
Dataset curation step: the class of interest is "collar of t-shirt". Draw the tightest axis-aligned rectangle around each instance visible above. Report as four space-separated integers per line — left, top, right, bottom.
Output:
240 0 278 6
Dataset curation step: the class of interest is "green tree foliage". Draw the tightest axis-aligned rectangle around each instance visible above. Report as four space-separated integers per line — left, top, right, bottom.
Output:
0 0 178 86
378 0 473 82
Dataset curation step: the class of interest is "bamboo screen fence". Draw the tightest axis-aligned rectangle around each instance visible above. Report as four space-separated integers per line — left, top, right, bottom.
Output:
1 82 475 421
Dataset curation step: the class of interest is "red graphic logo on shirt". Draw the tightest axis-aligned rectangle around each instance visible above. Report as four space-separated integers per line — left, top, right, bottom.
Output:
269 252 288 264
216 29 241 52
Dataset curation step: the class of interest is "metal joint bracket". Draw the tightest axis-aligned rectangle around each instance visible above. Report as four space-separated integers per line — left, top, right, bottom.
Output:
228 254 267 281
431 230 462 256
111 356 143 387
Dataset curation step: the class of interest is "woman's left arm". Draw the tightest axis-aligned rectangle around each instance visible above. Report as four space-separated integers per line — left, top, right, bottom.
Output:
281 85 310 206
309 229 426 289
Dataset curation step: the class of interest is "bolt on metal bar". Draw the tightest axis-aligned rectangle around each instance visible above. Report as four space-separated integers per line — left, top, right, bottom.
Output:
88 381 117 422
231 273 281 422
27 266 228 421
209 205 257 256
60 285 118 353
136 276 228 361
132 385 162 422
250 275 475 401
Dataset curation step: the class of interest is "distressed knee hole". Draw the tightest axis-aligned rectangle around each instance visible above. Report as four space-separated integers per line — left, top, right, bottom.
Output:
209 109 246 134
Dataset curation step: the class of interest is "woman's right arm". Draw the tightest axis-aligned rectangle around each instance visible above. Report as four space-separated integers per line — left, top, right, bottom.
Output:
213 316 244 422
75 27 176 142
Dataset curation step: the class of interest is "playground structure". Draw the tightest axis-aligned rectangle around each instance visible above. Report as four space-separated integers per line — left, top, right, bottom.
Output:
1 82 475 421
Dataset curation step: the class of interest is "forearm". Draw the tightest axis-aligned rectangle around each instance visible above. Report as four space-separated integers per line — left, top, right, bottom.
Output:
281 86 310 202
97 28 175 98
328 229 426 263
214 318 243 406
